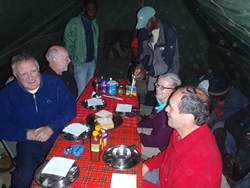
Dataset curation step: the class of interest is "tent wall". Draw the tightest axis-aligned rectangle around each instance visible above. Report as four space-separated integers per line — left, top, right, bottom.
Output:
0 0 250 99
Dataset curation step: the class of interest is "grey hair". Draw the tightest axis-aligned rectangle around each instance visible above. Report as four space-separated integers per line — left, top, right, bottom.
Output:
45 48 59 63
159 73 182 88
177 86 211 126
11 53 39 74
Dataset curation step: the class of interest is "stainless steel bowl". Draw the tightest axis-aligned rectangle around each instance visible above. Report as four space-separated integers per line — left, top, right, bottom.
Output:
103 144 141 170
111 146 132 160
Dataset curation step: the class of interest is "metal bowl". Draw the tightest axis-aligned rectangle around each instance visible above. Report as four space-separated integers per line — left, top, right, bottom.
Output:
111 146 132 160
103 144 141 170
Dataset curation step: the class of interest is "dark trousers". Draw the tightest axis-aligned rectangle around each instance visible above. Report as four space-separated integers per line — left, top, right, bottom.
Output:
10 142 52 188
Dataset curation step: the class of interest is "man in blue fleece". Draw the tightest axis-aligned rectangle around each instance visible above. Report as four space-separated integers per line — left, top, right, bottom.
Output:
0 53 76 188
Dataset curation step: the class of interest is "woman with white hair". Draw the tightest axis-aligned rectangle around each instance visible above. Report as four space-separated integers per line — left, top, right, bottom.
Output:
137 73 181 159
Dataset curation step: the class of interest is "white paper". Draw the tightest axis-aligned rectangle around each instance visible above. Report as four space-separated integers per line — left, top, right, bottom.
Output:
41 157 75 177
87 98 103 106
110 173 136 188
116 104 132 112
63 123 89 137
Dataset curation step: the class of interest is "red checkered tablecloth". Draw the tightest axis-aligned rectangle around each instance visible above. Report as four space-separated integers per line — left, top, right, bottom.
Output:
31 78 142 188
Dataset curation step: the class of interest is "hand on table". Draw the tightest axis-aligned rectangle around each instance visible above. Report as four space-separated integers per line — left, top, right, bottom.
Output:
142 163 149 176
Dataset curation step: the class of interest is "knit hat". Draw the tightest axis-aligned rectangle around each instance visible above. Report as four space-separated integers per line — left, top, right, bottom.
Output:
208 77 229 97
131 38 138 48
198 80 209 95
136 6 156 29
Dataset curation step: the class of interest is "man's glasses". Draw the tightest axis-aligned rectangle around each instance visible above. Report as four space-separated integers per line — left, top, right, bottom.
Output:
154 83 174 90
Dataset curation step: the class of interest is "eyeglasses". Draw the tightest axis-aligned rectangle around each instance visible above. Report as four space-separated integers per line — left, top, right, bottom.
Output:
154 83 174 90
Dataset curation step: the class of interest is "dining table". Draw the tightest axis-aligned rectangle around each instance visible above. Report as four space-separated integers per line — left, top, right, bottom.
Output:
30 78 142 188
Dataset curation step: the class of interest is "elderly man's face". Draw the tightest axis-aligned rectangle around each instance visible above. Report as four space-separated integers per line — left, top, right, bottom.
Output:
14 60 40 91
56 49 71 72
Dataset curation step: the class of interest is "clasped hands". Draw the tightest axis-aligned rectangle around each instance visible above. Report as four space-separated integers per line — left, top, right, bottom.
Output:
27 126 53 142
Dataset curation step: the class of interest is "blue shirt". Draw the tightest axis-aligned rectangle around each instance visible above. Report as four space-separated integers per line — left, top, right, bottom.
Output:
81 16 94 62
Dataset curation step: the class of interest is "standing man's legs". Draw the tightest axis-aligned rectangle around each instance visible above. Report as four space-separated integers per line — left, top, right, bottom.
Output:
74 60 96 98
85 59 96 88
10 142 52 188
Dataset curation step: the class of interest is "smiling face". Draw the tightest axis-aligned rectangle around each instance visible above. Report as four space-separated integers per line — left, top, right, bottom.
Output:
83 2 98 21
155 77 175 103
14 60 40 91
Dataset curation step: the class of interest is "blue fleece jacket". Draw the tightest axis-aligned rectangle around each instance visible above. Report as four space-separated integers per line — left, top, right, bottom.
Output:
0 74 76 143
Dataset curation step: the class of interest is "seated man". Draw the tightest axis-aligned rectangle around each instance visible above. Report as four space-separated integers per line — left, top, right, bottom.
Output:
137 73 181 159
207 76 249 175
224 104 250 184
0 53 76 188
44 45 78 99
142 86 222 188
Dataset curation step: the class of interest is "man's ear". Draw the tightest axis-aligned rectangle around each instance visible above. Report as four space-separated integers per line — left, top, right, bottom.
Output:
185 114 195 124
13 73 17 79
52 57 57 63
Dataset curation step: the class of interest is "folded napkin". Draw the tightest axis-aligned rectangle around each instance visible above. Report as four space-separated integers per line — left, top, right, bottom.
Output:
87 98 103 106
116 104 132 112
41 157 75 177
110 173 136 188
63 123 89 137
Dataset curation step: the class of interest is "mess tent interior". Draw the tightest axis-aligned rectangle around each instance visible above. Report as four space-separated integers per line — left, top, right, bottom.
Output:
0 0 250 100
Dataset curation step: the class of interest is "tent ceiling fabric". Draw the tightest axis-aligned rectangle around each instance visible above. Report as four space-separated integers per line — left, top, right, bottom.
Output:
0 0 249 99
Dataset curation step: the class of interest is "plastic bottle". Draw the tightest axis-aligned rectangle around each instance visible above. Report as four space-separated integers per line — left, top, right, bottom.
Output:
101 127 108 147
91 131 100 162
95 125 103 152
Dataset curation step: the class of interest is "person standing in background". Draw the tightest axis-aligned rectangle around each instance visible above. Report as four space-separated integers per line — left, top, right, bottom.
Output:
133 6 179 107
64 0 99 97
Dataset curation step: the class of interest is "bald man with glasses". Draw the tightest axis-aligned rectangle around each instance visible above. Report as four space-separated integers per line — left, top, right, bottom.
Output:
137 73 181 159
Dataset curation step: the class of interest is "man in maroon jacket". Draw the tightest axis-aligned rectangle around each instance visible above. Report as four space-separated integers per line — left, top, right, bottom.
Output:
142 86 222 188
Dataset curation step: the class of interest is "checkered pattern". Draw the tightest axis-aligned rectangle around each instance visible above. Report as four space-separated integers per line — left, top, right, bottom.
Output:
31 78 142 188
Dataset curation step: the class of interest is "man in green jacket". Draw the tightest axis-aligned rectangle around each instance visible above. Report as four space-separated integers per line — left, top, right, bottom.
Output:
64 0 99 98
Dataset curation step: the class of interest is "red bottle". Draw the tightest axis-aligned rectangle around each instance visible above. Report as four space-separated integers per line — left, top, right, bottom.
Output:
91 131 100 162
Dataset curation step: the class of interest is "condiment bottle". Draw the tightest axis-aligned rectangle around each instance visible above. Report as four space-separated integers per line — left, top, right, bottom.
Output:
101 127 108 147
91 131 100 162
95 125 103 153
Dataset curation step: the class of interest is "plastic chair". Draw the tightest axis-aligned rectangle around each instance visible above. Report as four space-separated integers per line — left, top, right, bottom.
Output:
0 140 17 165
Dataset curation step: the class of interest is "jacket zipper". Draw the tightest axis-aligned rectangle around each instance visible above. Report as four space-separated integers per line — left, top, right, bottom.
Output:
33 94 38 113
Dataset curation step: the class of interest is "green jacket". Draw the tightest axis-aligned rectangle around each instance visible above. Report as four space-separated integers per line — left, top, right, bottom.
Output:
64 12 99 66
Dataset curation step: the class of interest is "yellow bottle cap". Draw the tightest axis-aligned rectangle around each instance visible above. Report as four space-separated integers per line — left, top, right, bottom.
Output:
92 130 99 136
95 125 102 131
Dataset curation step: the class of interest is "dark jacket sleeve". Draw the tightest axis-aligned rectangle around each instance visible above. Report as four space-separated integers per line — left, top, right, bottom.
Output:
139 110 172 151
